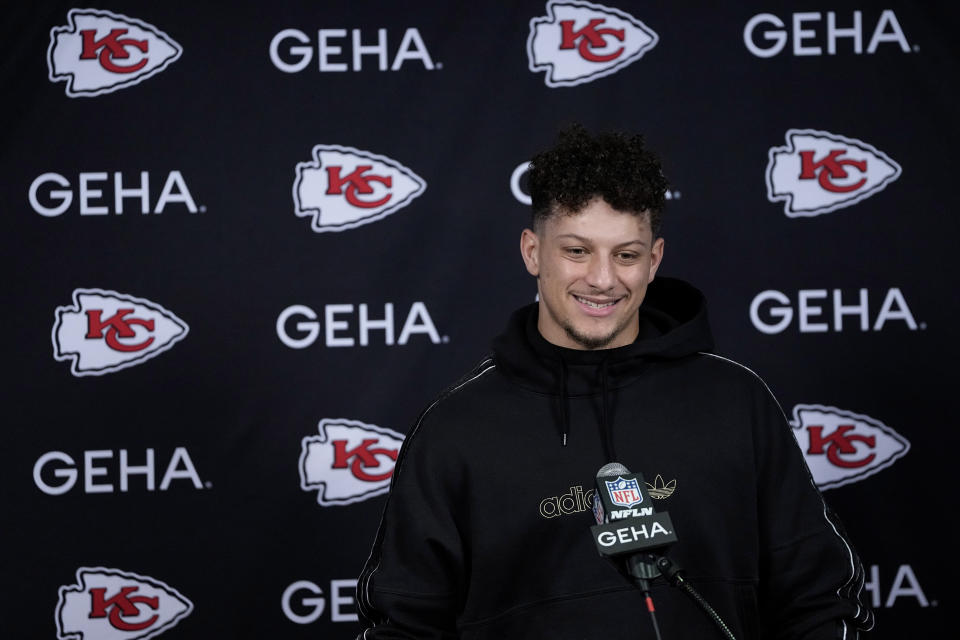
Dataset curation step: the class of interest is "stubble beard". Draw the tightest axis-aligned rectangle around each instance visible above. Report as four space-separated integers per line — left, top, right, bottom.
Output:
560 314 634 350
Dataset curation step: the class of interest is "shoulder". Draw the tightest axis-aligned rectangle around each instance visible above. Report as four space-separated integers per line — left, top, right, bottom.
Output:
398 356 499 455
693 352 776 388
656 351 780 396
425 355 499 418
654 352 788 426
444 356 499 398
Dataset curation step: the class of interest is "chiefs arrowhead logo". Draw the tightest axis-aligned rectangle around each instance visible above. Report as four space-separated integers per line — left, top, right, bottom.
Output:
56 567 192 640
790 404 910 490
48 9 182 98
766 129 901 217
293 144 426 233
52 289 188 377
300 418 404 506
527 0 659 88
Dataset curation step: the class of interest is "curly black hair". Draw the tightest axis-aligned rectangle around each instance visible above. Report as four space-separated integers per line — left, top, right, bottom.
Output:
528 123 668 235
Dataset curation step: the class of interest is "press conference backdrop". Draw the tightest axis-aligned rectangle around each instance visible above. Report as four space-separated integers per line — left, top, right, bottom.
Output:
3 2 956 637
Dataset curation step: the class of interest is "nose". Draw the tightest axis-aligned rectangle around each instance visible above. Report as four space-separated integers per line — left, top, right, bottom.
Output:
584 254 615 291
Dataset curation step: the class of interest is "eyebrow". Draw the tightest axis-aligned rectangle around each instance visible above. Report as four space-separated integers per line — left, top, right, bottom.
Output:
554 233 649 249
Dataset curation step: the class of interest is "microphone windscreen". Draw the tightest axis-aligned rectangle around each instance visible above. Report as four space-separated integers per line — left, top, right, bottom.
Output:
596 462 630 477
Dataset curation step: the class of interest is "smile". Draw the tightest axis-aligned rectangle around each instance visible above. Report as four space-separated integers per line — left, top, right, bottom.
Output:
574 296 618 309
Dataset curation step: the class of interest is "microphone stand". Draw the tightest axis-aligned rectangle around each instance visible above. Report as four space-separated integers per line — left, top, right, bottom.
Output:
626 553 739 640
627 554 664 640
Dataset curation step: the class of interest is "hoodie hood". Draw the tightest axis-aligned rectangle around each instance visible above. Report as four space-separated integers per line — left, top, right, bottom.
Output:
492 276 714 396
491 277 714 458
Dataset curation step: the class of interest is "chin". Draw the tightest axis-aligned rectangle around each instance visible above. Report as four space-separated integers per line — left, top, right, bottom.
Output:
563 325 619 350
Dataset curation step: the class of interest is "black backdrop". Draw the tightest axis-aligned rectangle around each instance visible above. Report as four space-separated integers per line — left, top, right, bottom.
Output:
3 2 956 637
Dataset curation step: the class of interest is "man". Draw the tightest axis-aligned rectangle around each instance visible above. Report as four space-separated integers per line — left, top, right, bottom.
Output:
356 124 873 639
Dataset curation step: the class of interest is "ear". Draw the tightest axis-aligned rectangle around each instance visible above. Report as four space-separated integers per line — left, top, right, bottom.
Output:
648 237 665 283
520 228 540 277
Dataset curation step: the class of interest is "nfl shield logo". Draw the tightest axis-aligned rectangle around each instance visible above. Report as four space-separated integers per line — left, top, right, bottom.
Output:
605 477 643 508
591 491 605 524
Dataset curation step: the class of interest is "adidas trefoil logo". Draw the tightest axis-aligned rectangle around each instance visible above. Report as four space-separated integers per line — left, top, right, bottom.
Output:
645 474 676 499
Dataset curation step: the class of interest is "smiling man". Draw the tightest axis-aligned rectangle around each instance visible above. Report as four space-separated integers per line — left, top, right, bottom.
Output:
521 197 663 350
356 125 873 639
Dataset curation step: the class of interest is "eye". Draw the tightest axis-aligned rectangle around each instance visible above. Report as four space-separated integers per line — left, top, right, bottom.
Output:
616 252 640 262
564 247 587 257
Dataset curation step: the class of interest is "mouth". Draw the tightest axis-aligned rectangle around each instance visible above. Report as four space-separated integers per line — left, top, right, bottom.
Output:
573 295 621 316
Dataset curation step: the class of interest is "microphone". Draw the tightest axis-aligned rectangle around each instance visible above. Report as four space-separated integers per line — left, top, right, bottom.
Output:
590 463 678 569
590 463 680 640
590 464 741 640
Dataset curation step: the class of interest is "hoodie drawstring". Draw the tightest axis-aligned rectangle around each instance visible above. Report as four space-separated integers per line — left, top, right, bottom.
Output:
557 356 569 447
599 357 617 461
556 356 618 459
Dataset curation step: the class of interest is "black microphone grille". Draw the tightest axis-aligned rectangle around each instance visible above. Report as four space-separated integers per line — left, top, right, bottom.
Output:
596 462 630 477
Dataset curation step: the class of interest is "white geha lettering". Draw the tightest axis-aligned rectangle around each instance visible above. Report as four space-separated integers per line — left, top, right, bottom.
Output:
277 302 444 348
750 288 919 334
281 579 359 624
269 28 434 72
629 524 649 540
744 11 909 57
29 171 198 216
34 447 204 494
597 531 617 547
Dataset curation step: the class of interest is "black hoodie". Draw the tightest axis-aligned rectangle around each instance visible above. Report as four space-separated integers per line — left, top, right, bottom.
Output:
357 278 873 639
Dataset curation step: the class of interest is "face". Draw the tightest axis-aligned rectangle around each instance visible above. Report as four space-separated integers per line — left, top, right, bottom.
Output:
520 198 664 350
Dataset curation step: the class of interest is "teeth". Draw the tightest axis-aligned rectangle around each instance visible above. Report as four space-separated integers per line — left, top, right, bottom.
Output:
576 296 614 309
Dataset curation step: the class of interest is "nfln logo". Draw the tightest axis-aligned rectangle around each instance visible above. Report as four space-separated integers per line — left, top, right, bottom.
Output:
527 0 658 87
52 289 188 377
56 567 192 640
48 9 182 97
766 129 901 217
300 418 404 505
790 404 910 489
293 145 426 233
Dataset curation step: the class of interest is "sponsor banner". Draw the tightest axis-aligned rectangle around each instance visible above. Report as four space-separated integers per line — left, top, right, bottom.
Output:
56 567 192 640
281 579 358 624
48 8 181 97
749 288 920 334
744 10 911 58
300 418 404 505
276 302 445 348
269 28 436 72
29 171 200 216
766 129 901 217
33 448 206 495
864 563 934 608
790 404 910 489
528 0 658 87
511 160 681 205
510 162 533 205
293 145 426 233
52 289 188 376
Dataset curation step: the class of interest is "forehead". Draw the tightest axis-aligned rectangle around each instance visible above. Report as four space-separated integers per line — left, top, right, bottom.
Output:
544 198 652 243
